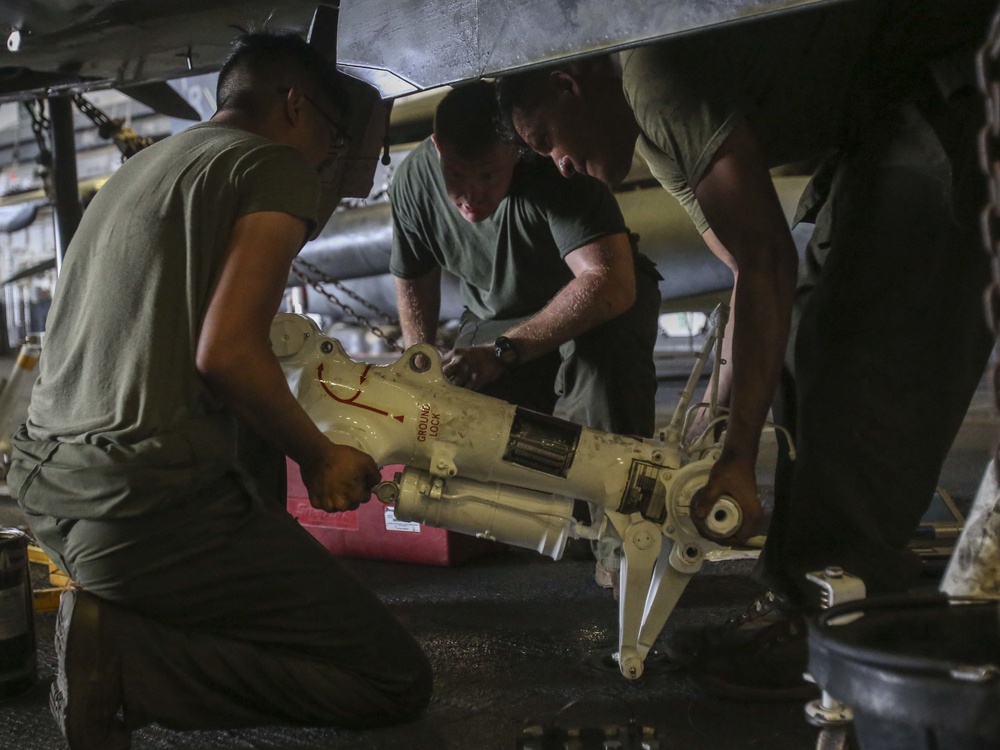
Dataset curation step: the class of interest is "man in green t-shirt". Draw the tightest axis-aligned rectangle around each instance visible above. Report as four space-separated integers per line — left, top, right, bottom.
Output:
390 81 662 589
9 33 431 748
498 0 995 698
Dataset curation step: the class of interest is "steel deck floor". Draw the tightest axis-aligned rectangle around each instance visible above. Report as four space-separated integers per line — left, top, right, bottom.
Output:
1 370 996 750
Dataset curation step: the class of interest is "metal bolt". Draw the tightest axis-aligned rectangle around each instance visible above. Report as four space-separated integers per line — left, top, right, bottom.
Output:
320 341 333 354
824 566 844 579
632 529 654 550
372 481 399 504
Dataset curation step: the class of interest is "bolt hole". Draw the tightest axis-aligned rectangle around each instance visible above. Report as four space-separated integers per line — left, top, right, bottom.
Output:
409 352 432 373
320 341 333 354
685 546 698 559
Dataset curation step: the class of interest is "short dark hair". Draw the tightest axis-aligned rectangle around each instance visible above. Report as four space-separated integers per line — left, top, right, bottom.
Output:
216 31 350 121
496 70 550 126
496 56 615 142
495 70 552 147
433 80 505 160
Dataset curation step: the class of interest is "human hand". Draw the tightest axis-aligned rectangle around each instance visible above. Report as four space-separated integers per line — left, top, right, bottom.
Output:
689 456 762 545
684 403 716 448
441 345 504 390
300 442 381 513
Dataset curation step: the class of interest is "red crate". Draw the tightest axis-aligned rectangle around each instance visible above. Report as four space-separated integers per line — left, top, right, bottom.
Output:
286 458 499 566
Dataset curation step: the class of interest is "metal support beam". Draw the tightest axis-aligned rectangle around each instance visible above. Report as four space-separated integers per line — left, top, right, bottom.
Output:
47 95 81 275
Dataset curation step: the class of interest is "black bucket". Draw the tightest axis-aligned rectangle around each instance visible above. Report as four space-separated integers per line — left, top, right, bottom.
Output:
809 593 1000 750
0 528 36 700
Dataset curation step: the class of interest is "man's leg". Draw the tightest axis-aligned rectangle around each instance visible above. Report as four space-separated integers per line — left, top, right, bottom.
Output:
756 195 835 602
685 97 994 699
761 101 994 607
32 474 432 732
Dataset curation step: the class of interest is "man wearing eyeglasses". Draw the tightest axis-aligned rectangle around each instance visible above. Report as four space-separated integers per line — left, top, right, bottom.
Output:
8 32 431 749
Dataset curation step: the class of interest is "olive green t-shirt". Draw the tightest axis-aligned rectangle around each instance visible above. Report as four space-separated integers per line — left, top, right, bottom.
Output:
11 122 319 519
389 137 627 320
621 0 990 233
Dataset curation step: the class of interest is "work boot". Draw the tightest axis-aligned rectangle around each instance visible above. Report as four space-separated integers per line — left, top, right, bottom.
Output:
665 590 817 701
688 612 816 701
664 589 795 665
51 589 131 750
594 562 620 601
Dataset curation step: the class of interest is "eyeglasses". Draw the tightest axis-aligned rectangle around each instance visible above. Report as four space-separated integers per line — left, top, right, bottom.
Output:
303 94 351 148
298 91 352 150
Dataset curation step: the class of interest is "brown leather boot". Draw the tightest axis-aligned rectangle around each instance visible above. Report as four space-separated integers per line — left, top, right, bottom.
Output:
50 589 131 750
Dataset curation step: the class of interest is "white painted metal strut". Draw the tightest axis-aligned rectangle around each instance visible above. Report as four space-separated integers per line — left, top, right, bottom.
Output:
273 305 738 679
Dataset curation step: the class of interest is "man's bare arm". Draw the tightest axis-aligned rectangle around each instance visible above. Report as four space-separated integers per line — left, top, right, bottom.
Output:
196 210 380 512
691 120 798 543
507 231 636 358
685 235 737 441
443 231 637 388
395 268 443 349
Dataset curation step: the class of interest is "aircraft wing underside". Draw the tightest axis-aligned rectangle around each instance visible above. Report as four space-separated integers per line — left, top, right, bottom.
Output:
0 0 839 104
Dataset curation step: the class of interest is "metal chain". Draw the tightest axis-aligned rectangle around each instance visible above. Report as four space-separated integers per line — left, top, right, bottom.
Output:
977 5 1000 473
72 93 151 161
289 256 402 352
22 99 51 168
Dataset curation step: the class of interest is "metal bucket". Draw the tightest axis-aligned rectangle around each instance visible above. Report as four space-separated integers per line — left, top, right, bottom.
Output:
0 528 36 700
809 594 1000 750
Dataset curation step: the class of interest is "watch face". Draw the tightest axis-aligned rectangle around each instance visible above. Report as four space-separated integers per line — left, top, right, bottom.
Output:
495 336 517 364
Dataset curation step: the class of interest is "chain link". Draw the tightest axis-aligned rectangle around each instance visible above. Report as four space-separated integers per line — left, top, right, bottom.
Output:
978 6 1000 472
22 99 51 168
289 256 402 352
72 93 152 161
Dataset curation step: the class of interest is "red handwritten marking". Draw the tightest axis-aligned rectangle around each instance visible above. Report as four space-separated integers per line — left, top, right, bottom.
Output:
316 363 405 423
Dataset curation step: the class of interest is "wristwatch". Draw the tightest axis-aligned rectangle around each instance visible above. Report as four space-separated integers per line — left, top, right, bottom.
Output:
494 336 518 366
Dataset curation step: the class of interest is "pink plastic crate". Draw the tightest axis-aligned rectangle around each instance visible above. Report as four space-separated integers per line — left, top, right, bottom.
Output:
287 458 499 566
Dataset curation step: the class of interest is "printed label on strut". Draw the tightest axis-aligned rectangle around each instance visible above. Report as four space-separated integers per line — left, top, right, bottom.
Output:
384 506 422 533
0 584 27 640
416 403 440 443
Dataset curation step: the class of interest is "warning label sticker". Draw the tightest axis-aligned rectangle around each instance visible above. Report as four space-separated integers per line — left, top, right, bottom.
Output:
384 506 421 533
